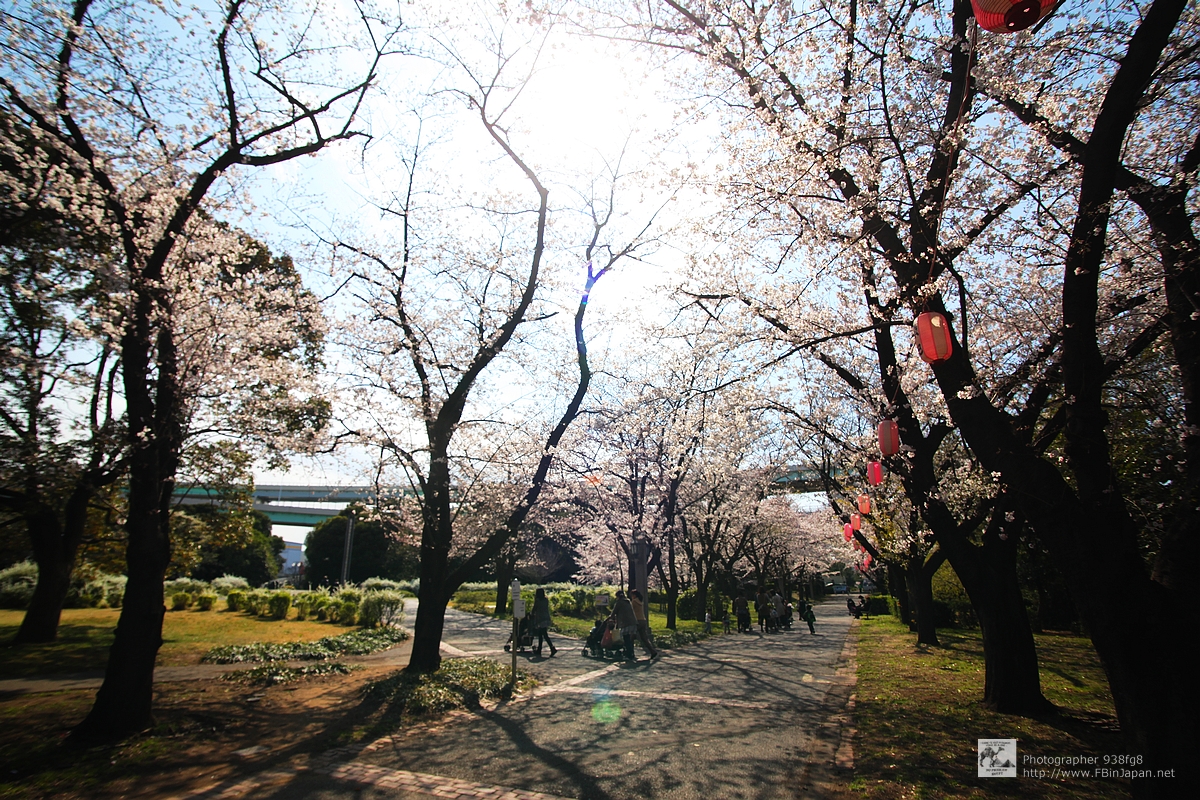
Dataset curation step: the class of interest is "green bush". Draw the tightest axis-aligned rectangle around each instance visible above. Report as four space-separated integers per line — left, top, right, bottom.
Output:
294 593 313 620
549 588 594 617
359 578 404 593
102 575 127 608
451 588 495 615
364 657 524 714
203 627 407 664
675 589 700 621
338 599 359 626
672 589 730 622
171 591 192 611
268 591 292 620
0 561 37 609
931 563 977 628
196 593 218 611
223 661 359 686
256 590 274 616
865 595 890 615
165 577 209 596
75 579 106 608
211 575 251 595
336 587 363 605
311 593 332 618
359 590 405 628
225 590 246 612
244 590 269 616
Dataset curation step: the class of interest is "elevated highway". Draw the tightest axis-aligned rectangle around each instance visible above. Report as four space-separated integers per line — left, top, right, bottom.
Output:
175 468 840 527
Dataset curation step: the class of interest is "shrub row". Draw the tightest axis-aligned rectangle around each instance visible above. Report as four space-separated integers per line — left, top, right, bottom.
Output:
222 586 405 628
0 562 127 610
201 627 409 664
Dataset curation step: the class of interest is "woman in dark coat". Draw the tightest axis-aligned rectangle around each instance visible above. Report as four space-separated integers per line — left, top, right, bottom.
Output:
612 590 638 662
532 587 557 656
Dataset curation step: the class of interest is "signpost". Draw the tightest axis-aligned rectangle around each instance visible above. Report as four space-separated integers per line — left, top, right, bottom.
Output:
510 579 522 689
339 511 355 585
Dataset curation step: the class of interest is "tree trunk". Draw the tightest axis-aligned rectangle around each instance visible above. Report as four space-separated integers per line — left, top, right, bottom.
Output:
493 554 514 618
15 481 99 643
665 528 680 629
16 554 71 644
71 563 165 740
15 503 74 644
71 300 179 744
903 565 921 633
665 585 678 630
408 533 451 673
694 579 709 625
906 558 939 647
888 562 912 627
975 581 1048 715
70 482 171 742
938 519 1052 715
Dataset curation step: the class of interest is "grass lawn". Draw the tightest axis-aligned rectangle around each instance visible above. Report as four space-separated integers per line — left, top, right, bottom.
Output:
0 606 362 678
853 615 1129 799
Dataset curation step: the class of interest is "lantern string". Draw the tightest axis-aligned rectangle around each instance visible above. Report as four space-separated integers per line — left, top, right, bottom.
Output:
926 17 979 302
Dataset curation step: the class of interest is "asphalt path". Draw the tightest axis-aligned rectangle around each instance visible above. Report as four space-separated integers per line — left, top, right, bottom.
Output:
246 599 857 800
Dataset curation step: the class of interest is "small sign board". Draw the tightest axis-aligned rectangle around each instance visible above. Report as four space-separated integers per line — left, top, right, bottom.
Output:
594 593 610 608
510 579 521 601
513 598 526 619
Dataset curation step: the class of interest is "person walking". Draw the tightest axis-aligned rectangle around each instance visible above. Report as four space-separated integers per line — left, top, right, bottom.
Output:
630 589 660 659
771 591 786 630
803 601 816 634
734 591 751 633
612 590 639 663
532 587 557 657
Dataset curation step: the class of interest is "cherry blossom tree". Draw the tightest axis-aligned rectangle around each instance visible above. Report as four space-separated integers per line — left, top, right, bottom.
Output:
617 0 1198 784
325 8 673 670
0 118 125 642
561 337 749 625
1 0 402 741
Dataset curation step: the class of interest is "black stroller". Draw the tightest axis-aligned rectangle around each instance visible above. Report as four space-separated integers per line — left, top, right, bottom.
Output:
504 616 535 653
582 618 627 660
779 603 794 630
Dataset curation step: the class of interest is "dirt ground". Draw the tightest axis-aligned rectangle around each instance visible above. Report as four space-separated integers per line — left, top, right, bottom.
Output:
0 661 415 799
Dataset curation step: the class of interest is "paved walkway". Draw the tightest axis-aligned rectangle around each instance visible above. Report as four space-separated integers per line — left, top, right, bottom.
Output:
178 600 858 800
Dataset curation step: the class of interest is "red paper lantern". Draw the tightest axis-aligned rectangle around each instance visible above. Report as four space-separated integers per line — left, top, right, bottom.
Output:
867 460 884 486
878 419 900 456
857 494 871 515
864 554 873 569
915 311 953 363
853 540 862 552
970 0 1052 34
851 513 861 531
843 523 854 542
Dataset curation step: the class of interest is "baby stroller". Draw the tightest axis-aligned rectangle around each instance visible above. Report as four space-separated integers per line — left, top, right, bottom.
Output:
504 616 535 653
582 618 627 660
779 603 794 630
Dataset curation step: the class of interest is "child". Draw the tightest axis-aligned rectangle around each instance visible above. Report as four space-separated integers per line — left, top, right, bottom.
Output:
585 618 607 656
